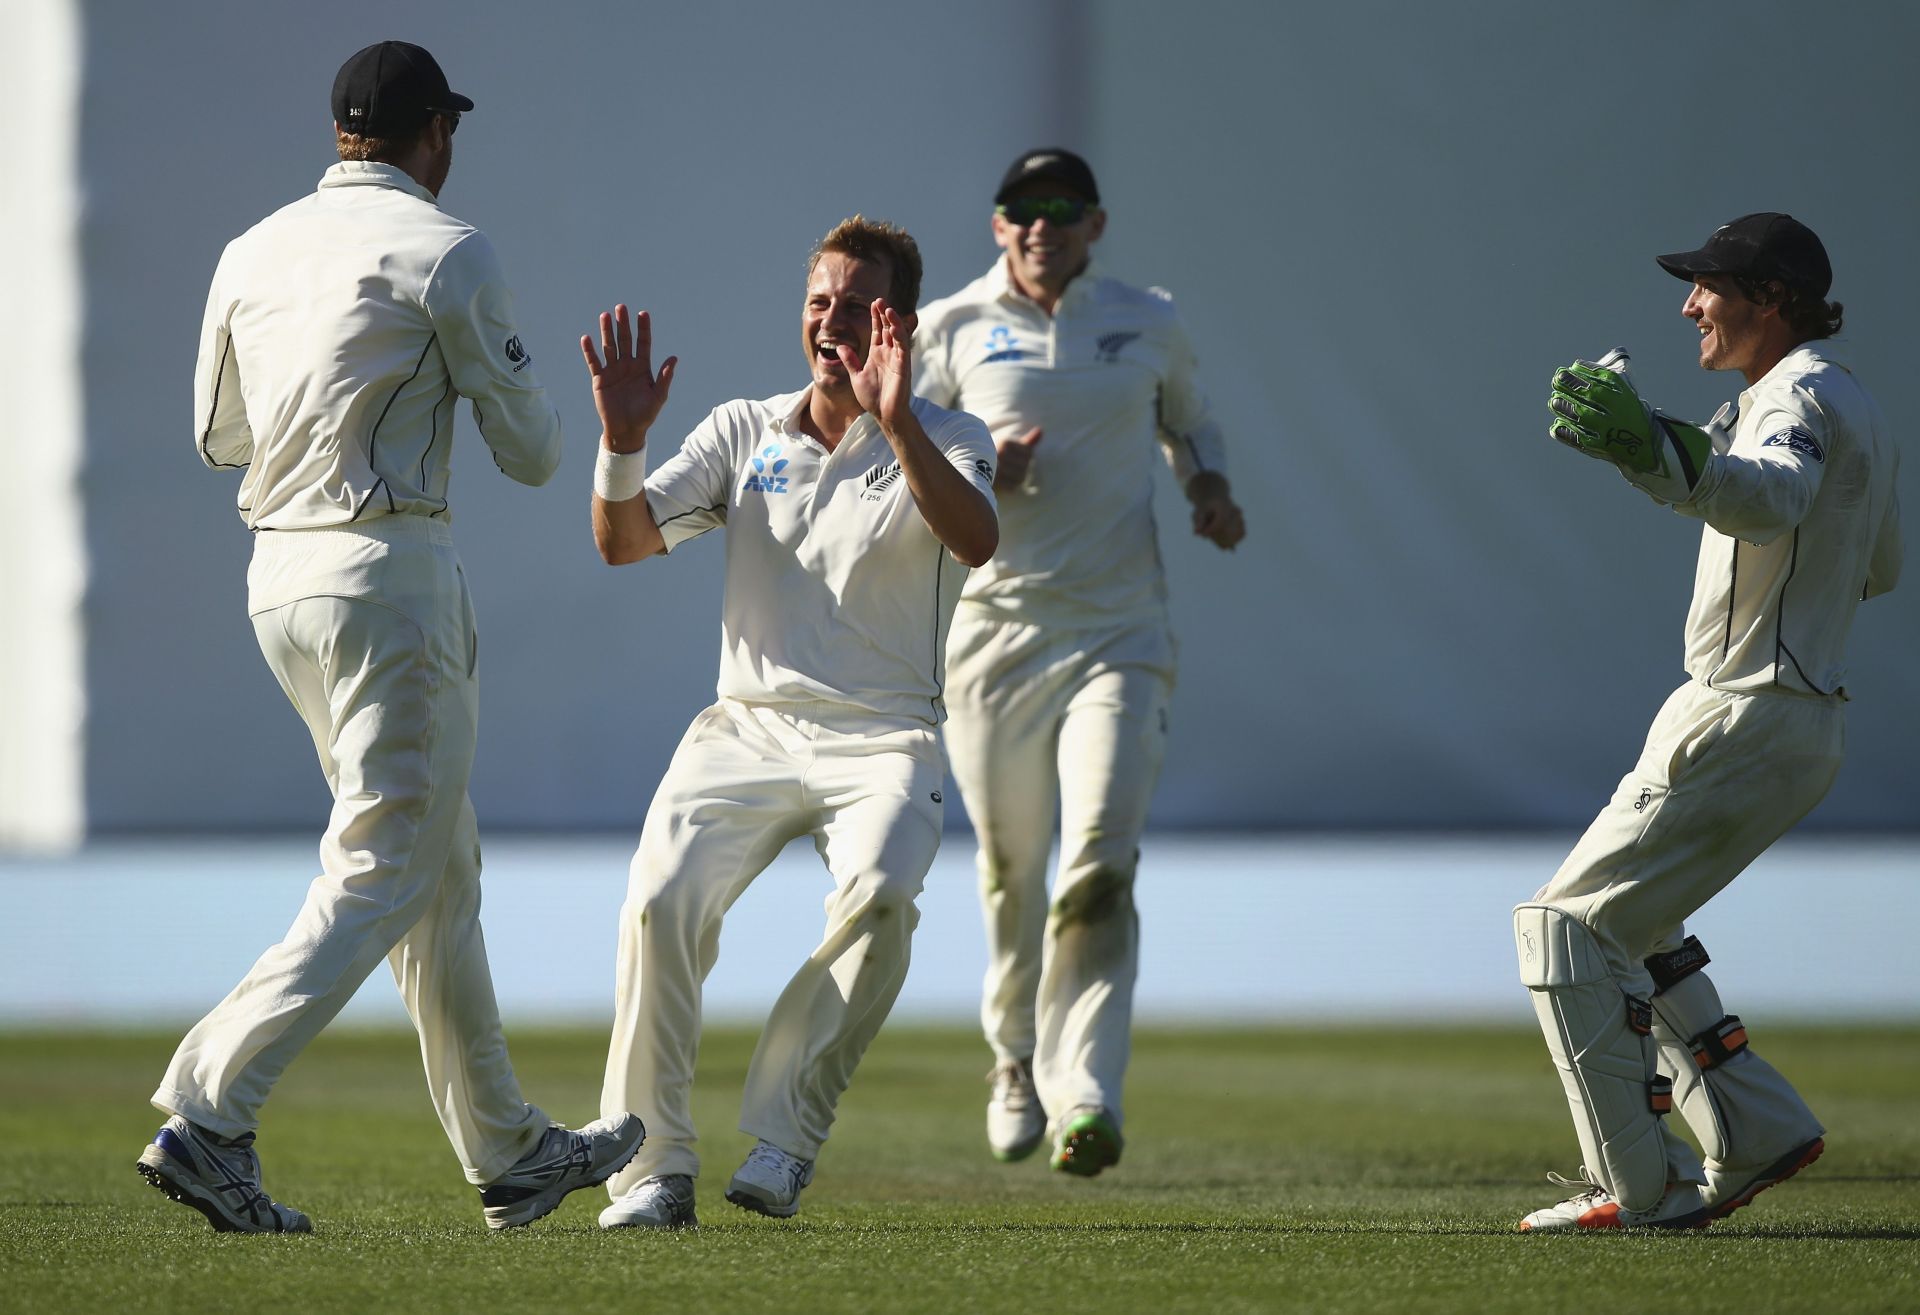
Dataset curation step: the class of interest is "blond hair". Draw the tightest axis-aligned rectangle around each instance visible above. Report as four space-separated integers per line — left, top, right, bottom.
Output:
335 127 401 163
808 216 923 314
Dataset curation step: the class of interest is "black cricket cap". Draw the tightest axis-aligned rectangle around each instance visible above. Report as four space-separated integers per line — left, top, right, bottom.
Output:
1655 212 1832 299
994 148 1100 206
332 41 473 138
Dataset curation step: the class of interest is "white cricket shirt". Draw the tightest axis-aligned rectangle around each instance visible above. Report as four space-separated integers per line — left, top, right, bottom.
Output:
194 162 562 528
643 389 997 724
914 258 1228 629
1648 342 1901 697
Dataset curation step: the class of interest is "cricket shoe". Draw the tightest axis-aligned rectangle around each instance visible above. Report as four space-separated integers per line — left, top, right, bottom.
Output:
986 1058 1045 1162
1703 1136 1825 1222
600 1173 699 1230
135 1115 312 1234
479 1113 645 1230
1050 1105 1123 1178
725 1141 814 1218
1517 1170 1710 1231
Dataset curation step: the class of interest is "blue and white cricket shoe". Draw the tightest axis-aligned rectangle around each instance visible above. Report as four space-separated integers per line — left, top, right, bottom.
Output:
479 1113 646 1229
135 1115 313 1234
725 1140 814 1218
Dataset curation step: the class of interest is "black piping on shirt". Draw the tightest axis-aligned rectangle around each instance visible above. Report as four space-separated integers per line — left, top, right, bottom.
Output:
929 545 950 723
199 337 248 469
1720 541 1739 665
1774 529 1825 692
353 336 437 520
422 372 455 515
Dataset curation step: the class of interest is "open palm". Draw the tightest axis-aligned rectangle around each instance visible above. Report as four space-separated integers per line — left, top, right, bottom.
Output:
580 303 677 450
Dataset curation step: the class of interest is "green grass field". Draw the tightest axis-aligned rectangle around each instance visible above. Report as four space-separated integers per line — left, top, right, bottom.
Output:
3 1023 1915 1314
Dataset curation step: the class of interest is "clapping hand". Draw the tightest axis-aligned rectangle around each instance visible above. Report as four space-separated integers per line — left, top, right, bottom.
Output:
581 304 677 452
839 299 913 428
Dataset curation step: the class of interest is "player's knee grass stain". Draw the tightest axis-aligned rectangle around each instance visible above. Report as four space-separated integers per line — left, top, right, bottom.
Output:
1051 869 1131 927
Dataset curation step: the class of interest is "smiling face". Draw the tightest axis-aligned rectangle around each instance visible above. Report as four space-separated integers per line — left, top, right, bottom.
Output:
991 181 1106 310
1682 275 1778 379
802 251 893 394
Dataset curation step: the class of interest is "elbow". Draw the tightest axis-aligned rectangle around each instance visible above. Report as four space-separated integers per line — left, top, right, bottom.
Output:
1723 500 1809 545
514 449 563 488
596 535 646 567
595 527 658 566
952 527 999 570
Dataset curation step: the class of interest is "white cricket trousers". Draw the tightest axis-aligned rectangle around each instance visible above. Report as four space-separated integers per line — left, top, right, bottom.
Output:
1533 678 1843 1179
152 516 545 1185
941 615 1174 1127
1535 678 1844 988
602 698 944 1189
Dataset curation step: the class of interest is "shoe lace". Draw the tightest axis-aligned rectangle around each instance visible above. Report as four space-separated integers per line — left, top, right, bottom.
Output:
1546 1168 1609 1205
639 1174 693 1203
987 1060 1036 1109
204 1137 278 1218
510 1124 594 1184
742 1142 804 1186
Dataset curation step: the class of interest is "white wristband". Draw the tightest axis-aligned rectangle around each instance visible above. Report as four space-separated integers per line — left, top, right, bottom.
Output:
594 446 648 502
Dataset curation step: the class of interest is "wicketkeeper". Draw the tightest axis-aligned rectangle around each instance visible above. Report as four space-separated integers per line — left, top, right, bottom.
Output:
1517 212 1901 1231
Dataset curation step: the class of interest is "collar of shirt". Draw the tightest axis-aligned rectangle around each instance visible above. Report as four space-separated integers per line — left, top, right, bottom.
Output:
317 161 438 205
766 386 882 455
1739 338 1849 410
985 255 1105 313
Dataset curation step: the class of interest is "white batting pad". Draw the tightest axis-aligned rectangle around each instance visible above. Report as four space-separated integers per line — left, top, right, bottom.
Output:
1650 968 1823 1172
1514 903 1670 1210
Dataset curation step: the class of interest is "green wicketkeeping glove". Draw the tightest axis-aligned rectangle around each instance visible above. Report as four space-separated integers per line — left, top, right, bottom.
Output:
1547 355 1713 503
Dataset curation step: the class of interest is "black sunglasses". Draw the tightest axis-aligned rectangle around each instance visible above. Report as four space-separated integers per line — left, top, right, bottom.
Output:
429 108 461 135
996 196 1089 226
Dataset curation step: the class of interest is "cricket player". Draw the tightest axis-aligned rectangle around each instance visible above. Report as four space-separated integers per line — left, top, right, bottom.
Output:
913 149 1245 1175
137 41 643 1234
584 218 998 1229
1518 212 1901 1231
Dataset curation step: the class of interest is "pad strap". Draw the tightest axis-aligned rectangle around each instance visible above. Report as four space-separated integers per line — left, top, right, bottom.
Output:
1688 1015 1749 1070
1626 996 1652 1035
1645 936 1711 993
1648 1074 1673 1115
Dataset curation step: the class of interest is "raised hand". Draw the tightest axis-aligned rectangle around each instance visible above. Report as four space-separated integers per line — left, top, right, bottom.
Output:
1547 355 1711 501
838 298 913 427
1547 359 1657 470
994 426 1044 492
580 304 677 452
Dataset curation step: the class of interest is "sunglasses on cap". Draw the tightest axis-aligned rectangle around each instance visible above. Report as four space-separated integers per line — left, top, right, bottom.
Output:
996 196 1089 226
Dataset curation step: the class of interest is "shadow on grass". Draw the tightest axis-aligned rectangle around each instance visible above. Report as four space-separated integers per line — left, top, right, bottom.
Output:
602 1218 1920 1241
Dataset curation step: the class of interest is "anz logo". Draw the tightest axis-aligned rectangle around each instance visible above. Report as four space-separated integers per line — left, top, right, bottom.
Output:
983 325 1027 363
744 443 790 494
